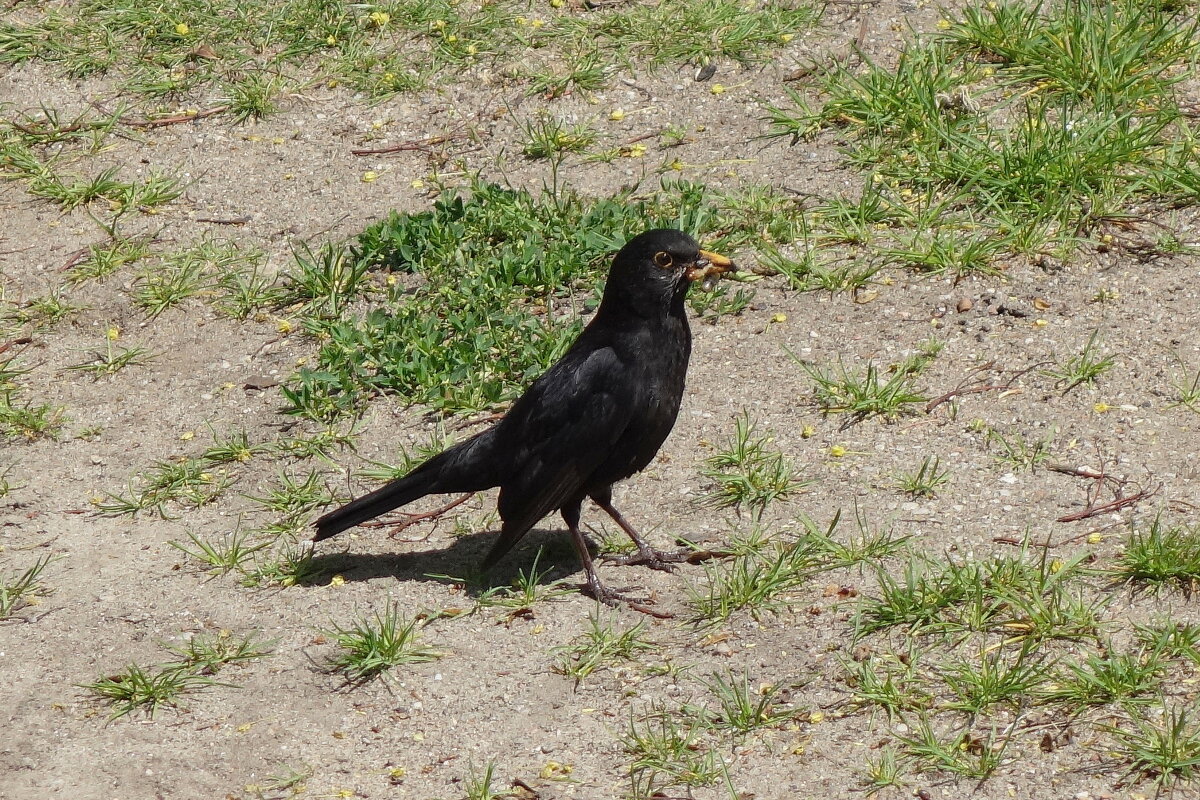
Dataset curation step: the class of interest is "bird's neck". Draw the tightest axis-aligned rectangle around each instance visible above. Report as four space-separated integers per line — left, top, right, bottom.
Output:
596 281 690 325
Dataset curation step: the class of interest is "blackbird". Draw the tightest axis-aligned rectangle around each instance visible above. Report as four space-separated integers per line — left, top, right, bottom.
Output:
313 229 736 604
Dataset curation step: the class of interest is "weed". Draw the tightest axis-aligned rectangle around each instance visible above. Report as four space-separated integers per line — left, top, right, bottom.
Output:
1114 517 1200 589
554 610 654 683
1110 704 1200 790
169 529 270 575
700 412 804 517
1038 647 1162 707
474 549 571 610
65 328 154 378
689 671 799 735
688 537 823 622
0 554 53 619
895 456 950 498
986 427 1054 471
165 631 275 675
83 663 219 719
519 116 598 159
622 704 724 795
941 641 1046 714
1041 330 1115 393
898 717 1009 780
803 360 926 422
325 603 441 685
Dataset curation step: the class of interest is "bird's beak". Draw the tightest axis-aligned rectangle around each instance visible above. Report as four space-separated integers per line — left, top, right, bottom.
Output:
686 249 737 286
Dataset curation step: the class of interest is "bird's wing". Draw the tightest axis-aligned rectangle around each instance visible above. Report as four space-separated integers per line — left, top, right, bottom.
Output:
483 342 633 565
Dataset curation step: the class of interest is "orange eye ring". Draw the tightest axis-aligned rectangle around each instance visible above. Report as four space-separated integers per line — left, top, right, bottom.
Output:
653 251 673 268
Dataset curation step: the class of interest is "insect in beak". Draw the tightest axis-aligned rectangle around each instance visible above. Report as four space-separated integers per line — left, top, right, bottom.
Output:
686 249 737 291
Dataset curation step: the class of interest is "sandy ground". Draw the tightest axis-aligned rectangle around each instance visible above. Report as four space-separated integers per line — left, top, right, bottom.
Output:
4 2 1200 799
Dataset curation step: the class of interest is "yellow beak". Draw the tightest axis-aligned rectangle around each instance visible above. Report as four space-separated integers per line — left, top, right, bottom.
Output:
687 249 737 283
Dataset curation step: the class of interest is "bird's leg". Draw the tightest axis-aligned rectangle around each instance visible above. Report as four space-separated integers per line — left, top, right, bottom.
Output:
591 491 688 571
562 501 645 607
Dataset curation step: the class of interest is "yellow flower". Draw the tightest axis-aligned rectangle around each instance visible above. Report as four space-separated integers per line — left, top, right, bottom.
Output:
1034 318 1049 327
801 425 816 438
175 22 190 36
609 108 625 121
105 326 120 341
330 574 345 586
362 171 378 183
780 33 794 43
936 18 951 29
668 158 684 170
369 11 390 27
551 0 565 6
627 143 647 158
1093 402 1110 413
180 430 195 441
276 318 294 334
829 445 846 457
771 313 786 323
326 34 337 46
410 178 425 189
710 83 726 95
1087 533 1103 544
531 18 545 28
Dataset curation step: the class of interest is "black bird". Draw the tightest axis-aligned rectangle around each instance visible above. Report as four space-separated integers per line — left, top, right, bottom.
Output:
313 229 736 604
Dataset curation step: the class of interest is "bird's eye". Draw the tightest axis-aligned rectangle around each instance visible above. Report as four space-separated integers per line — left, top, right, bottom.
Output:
653 251 674 269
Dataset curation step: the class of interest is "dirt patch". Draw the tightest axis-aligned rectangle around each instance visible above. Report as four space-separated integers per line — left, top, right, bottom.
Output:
4 1 1200 799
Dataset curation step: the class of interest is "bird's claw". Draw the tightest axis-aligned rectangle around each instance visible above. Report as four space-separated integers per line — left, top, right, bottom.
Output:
580 580 647 607
602 547 690 572
579 580 675 618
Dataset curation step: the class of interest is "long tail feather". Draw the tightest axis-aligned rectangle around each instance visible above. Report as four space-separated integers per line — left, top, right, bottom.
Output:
313 428 499 542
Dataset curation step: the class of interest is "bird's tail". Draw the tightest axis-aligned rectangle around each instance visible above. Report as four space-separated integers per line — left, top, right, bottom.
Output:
313 430 497 542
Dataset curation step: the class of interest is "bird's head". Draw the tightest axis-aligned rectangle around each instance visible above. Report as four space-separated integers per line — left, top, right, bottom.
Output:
602 229 736 316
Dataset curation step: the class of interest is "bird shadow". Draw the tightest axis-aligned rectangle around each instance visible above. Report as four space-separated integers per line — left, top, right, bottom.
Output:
302 526 588 596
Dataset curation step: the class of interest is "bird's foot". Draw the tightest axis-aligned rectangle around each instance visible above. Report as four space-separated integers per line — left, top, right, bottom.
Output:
602 546 690 572
580 578 645 607
579 579 674 618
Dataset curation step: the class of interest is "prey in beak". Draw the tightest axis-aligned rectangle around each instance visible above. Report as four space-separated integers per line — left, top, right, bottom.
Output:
686 249 737 292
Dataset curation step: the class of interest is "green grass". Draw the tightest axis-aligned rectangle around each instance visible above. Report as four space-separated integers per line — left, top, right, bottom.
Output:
0 0 813 110
803 360 927 422
766 0 1200 267
700 412 805 517
472 549 572 611
65 332 155 378
0 356 66 440
688 536 824 622
83 662 221 719
83 630 269 719
553 610 655 683
622 705 725 796
0 554 53 619
688 671 800 735
895 456 950 499
325 603 442 685
1114 517 1200 588
282 177 758 420
1111 705 1200 790
1040 330 1116 393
